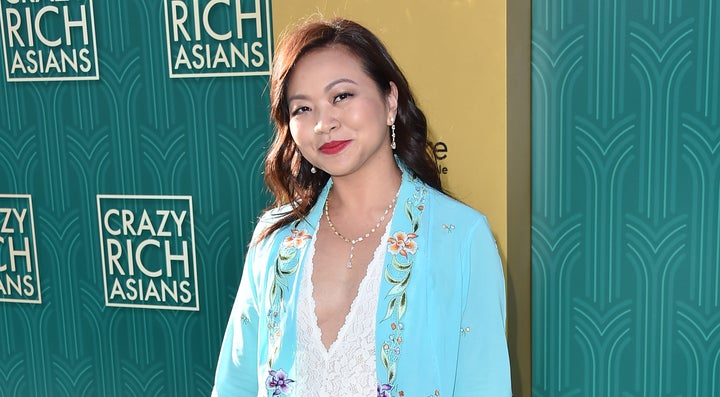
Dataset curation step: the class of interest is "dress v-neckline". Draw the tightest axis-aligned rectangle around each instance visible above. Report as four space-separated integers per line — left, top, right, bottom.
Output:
306 223 390 354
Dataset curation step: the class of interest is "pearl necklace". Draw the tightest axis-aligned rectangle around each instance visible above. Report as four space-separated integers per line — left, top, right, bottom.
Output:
324 190 398 269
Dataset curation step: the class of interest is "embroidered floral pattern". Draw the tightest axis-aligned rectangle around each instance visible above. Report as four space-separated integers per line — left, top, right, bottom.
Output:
387 232 418 257
282 228 311 249
269 225 308 312
381 322 403 367
267 222 310 367
266 369 294 396
377 383 393 397
379 181 427 395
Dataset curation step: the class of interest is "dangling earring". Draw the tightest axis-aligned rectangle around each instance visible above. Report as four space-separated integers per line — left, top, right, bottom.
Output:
310 166 317 174
390 123 397 150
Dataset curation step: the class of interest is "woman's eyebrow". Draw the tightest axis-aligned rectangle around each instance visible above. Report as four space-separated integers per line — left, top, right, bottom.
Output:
287 78 358 102
324 78 358 92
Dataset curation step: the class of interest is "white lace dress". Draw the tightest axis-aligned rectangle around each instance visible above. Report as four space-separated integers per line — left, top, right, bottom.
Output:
293 225 389 396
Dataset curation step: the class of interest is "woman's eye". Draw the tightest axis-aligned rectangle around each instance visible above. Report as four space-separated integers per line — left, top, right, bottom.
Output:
291 106 310 116
333 92 353 103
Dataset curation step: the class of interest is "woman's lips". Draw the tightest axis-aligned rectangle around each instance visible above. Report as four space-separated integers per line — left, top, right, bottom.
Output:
319 140 351 155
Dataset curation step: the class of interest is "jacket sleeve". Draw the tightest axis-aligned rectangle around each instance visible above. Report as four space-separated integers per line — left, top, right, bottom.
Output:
212 244 262 396
454 216 512 396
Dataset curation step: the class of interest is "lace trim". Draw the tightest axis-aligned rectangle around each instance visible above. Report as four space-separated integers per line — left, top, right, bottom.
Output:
294 223 390 395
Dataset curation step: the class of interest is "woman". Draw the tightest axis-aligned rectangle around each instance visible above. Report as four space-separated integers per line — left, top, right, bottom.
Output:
213 18 511 397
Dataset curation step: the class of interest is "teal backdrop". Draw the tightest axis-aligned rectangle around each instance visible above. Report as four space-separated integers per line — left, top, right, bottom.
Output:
0 1 273 396
532 0 720 396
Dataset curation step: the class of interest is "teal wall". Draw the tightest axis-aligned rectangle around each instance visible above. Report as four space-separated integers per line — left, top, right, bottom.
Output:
532 0 719 396
0 1 272 396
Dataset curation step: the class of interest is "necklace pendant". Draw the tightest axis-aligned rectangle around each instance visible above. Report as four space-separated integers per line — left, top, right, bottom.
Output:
325 187 399 270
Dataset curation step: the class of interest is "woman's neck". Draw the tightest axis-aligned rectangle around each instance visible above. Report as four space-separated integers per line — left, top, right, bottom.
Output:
328 163 402 215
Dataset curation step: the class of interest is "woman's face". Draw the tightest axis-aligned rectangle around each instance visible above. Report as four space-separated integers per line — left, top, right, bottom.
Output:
286 45 398 179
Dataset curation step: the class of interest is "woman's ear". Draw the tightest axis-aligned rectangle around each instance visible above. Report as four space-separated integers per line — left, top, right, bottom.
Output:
387 81 399 124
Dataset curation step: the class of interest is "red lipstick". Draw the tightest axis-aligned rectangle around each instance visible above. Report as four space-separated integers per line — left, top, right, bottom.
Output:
319 140 351 155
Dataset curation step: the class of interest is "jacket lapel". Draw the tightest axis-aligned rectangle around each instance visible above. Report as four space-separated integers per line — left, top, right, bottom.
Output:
262 182 330 375
375 168 429 392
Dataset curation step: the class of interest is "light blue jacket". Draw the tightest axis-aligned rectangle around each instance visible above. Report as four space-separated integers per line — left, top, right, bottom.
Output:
213 167 511 396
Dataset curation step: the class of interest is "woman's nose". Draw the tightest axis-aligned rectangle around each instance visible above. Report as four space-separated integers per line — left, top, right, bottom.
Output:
313 108 338 135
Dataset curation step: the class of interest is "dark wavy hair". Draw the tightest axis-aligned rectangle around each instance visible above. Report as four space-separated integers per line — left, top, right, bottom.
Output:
260 17 442 240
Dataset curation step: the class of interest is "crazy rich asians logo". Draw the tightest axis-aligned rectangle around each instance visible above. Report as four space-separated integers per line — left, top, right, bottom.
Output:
163 0 271 78
0 0 99 82
0 195 40 304
97 195 199 311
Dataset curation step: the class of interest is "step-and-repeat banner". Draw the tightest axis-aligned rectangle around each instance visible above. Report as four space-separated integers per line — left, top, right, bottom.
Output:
0 1 272 395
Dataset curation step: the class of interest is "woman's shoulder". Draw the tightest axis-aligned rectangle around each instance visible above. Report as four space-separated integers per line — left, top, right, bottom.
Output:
249 204 296 244
425 187 488 224
423 188 500 266
256 204 293 226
